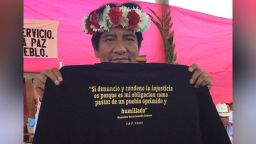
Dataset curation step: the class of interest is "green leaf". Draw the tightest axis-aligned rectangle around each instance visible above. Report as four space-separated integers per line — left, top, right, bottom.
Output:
147 8 162 25
148 5 177 64
165 16 171 27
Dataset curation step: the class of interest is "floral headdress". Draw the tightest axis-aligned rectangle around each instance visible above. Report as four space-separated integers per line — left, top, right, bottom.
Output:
82 5 150 35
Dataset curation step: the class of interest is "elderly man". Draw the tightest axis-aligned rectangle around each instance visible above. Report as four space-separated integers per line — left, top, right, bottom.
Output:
216 103 233 142
32 2 212 98
33 2 232 144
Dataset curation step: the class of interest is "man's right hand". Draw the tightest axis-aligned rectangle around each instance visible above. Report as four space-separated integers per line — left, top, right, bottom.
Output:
32 68 63 98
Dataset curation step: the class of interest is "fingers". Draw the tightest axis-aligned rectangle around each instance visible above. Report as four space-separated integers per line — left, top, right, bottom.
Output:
205 76 212 89
189 64 213 89
41 68 63 85
188 64 199 84
51 68 63 82
32 68 63 98
195 72 212 89
189 65 201 85
33 76 45 97
188 64 197 72
194 72 208 88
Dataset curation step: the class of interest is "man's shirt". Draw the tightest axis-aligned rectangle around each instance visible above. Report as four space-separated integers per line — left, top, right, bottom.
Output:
33 63 231 144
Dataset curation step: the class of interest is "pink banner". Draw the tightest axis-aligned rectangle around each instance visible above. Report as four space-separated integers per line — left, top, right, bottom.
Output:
24 0 232 103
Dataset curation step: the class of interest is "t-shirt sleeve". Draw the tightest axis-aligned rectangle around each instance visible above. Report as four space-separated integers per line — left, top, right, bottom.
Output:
197 87 231 144
33 78 70 144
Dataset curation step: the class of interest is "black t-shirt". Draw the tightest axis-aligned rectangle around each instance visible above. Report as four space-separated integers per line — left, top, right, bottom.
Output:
33 63 231 144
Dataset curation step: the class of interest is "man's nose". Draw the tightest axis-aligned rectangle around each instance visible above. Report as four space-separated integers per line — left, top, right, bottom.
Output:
113 40 127 55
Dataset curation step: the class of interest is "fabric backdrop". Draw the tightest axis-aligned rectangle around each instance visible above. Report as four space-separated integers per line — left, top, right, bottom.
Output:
24 0 232 104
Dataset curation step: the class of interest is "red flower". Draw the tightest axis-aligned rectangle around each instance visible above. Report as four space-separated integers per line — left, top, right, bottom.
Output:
91 12 100 29
85 19 94 34
108 7 122 26
127 10 140 30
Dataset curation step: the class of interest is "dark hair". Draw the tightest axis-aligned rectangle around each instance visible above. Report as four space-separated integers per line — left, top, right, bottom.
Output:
91 2 143 50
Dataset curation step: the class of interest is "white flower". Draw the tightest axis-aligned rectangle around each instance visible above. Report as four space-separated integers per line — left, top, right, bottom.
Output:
91 24 99 32
138 12 150 32
103 5 112 26
133 8 150 32
82 16 88 33
100 5 111 31
120 6 130 28
81 6 151 34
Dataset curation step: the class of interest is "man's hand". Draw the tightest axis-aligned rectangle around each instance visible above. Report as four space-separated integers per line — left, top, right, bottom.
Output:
188 64 212 89
32 68 63 98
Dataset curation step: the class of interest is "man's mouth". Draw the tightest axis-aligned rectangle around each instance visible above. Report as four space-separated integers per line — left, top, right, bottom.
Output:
110 57 130 63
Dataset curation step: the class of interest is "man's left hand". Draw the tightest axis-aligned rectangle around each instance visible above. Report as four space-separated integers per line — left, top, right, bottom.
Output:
188 64 212 89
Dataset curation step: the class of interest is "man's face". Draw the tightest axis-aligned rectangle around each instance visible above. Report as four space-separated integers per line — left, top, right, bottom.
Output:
220 116 229 127
94 27 139 63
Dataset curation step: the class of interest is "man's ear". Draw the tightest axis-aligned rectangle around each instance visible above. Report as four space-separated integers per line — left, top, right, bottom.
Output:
92 42 100 58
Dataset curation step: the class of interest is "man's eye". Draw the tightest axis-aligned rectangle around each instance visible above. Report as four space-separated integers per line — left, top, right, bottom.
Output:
126 38 135 41
105 38 114 42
